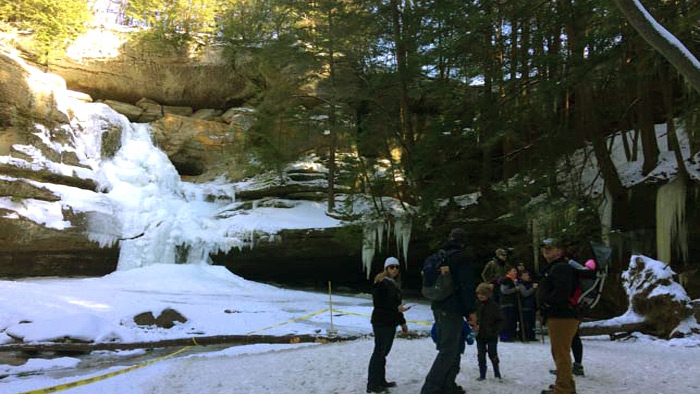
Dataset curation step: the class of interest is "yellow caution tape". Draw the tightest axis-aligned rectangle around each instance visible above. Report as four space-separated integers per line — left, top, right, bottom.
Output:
330 309 433 326
14 307 430 394
245 308 330 335
15 346 192 394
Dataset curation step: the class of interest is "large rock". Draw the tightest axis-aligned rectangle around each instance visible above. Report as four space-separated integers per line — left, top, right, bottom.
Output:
0 214 119 277
41 28 249 109
149 113 239 176
0 50 69 124
104 99 142 122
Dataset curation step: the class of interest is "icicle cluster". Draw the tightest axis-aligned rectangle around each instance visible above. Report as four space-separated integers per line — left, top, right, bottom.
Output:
361 217 413 279
656 176 688 264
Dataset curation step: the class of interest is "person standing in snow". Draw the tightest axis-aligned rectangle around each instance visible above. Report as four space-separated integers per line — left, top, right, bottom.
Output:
481 248 508 285
550 259 597 377
518 270 538 342
498 266 519 342
481 248 508 303
537 237 580 394
420 228 477 394
474 282 504 381
367 257 409 393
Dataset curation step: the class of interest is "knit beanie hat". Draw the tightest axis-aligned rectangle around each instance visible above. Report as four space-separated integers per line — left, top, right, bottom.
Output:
384 257 400 269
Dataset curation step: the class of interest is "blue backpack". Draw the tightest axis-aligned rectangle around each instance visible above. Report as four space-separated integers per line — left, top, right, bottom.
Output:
421 249 459 301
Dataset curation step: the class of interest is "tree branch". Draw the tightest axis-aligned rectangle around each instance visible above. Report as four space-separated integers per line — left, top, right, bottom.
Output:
611 0 700 94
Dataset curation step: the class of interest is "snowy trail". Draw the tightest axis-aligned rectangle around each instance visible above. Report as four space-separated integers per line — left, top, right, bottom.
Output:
4 336 697 394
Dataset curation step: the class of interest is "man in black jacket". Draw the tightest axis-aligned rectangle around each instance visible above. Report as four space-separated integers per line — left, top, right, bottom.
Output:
420 228 477 394
537 237 580 394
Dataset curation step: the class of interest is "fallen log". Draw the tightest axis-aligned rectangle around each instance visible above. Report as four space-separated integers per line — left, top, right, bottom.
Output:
0 333 361 353
578 322 651 337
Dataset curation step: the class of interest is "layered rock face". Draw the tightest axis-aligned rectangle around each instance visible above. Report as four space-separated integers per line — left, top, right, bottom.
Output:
0 48 119 277
44 28 249 109
1 43 360 282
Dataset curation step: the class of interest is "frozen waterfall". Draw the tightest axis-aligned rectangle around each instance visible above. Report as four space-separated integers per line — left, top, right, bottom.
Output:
86 111 239 270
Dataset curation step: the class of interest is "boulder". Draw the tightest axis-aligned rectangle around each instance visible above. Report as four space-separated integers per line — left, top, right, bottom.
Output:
154 308 187 328
133 309 187 328
136 97 163 122
103 99 143 122
133 312 157 326
163 105 193 117
191 108 223 121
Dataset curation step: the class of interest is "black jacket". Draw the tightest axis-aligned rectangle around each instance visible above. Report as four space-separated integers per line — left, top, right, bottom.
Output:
519 281 537 311
431 240 477 317
476 298 503 340
371 277 407 327
499 277 519 307
537 257 579 320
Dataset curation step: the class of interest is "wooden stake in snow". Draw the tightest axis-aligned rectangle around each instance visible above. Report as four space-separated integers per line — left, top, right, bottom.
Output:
327 281 338 337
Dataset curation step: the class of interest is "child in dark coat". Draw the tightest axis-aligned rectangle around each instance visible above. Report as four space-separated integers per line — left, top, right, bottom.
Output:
499 266 519 341
518 270 538 341
475 282 504 380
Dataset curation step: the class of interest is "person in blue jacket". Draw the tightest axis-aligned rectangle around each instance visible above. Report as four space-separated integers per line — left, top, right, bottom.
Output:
367 257 409 393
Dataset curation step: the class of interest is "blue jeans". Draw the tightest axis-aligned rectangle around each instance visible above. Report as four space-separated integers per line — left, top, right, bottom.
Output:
420 310 464 394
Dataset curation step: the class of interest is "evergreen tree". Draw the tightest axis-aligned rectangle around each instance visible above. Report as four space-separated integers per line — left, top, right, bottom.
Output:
0 0 91 63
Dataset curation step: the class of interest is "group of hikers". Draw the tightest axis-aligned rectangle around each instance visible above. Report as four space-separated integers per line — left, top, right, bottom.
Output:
481 247 538 343
367 228 597 394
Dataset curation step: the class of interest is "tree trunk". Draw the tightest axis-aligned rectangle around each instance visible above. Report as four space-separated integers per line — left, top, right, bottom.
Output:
327 8 337 212
578 321 652 337
611 0 700 94
637 76 660 176
0 334 358 353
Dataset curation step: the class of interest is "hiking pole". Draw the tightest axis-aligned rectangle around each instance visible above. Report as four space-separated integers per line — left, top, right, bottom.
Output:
540 316 545 344
517 291 525 342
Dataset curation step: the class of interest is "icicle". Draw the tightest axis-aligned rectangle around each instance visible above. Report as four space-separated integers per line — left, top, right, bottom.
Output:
599 188 613 244
376 221 385 254
656 176 687 264
394 217 412 267
362 225 378 279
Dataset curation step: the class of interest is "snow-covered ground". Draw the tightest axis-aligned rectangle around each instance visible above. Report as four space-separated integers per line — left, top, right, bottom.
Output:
1 264 699 394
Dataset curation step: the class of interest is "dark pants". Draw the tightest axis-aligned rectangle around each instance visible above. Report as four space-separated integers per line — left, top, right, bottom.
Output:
367 324 396 389
500 305 518 341
521 309 536 341
572 332 582 364
420 310 463 394
476 338 500 378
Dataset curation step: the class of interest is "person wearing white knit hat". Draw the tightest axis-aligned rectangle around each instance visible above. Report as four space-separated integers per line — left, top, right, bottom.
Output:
367 256 410 393
384 256 400 269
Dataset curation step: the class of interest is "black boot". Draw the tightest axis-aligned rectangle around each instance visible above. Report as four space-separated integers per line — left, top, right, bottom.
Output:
491 356 501 379
478 361 487 380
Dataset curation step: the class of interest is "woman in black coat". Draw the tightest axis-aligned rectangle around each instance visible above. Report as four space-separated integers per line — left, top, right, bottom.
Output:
367 257 409 393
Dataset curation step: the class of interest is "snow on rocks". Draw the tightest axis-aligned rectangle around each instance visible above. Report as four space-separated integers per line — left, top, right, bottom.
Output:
620 255 698 337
